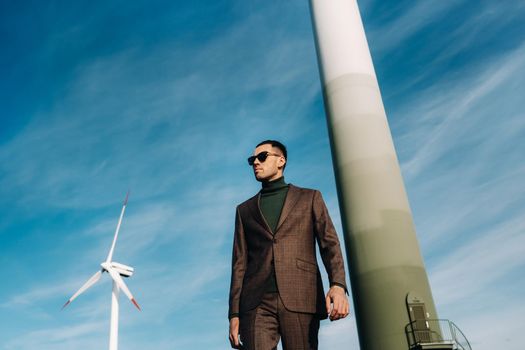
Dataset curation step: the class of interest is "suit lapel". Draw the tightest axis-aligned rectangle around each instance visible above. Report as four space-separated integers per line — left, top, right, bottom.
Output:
247 194 273 236
275 184 301 233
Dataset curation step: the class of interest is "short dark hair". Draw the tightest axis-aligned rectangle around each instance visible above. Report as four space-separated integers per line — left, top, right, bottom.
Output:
256 140 287 169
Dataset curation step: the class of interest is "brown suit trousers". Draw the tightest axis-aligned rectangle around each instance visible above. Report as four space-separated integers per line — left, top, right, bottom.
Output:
228 185 347 348
239 292 320 350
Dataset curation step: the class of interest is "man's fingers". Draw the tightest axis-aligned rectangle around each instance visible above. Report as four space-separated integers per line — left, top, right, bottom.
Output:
339 300 346 314
330 305 339 321
325 295 332 315
229 317 241 349
329 295 349 321
234 334 240 348
336 300 347 318
229 333 240 349
327 287 351 321
332 299 342 315
335 299 343 313
229 334 235 348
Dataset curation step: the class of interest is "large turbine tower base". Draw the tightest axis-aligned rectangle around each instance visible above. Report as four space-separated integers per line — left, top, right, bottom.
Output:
309 1 438 349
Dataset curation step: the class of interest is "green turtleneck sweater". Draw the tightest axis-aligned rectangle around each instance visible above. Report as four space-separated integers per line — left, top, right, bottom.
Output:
260 176 289 232
260 176 289 292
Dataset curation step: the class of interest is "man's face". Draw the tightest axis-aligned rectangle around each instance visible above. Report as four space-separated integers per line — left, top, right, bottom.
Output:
251 144 286 182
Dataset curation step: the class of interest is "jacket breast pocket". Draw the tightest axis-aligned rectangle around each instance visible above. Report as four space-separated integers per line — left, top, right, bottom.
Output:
296 258 317 274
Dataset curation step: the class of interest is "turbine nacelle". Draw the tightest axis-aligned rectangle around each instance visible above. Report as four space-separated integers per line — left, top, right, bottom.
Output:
101 262 134 278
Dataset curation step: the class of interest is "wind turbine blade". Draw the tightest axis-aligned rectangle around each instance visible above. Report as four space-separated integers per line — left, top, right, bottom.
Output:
106 191 130 263
62 270 102 309
106 267 141 311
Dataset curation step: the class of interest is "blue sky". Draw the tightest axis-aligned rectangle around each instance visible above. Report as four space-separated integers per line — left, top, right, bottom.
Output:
1 1 524 349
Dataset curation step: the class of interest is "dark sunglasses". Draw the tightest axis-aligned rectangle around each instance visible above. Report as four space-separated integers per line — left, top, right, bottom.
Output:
247 151 282 166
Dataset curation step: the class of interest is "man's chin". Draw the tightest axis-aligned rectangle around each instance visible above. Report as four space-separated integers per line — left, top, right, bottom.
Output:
254 174 266 182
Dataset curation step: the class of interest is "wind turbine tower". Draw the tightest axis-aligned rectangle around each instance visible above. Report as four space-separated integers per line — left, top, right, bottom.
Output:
63 192 141 350
309 1 472 350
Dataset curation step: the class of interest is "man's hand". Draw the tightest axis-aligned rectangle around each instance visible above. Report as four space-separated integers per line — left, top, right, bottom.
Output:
229 317 241 349
325 285 349 321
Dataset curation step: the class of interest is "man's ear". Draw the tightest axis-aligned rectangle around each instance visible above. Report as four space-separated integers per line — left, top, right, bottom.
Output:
278 156 286 169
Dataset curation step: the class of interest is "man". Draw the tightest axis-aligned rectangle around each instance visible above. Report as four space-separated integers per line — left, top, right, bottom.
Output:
228 140 350 350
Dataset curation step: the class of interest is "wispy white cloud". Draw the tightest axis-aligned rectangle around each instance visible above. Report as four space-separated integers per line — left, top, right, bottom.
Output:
368 0 467 52
400 42 525 180
4 322 106 350
429 215 525 306
0 5 320 212
1 280 77 308
413 163 525 250
453 301 525 350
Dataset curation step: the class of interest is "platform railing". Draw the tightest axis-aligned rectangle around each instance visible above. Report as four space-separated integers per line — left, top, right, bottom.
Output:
405 319 472 350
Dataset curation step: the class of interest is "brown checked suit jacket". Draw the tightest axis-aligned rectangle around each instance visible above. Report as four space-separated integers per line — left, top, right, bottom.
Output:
228 184 347 320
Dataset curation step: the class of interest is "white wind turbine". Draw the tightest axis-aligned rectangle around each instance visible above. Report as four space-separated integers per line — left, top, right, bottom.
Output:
63 192 141 350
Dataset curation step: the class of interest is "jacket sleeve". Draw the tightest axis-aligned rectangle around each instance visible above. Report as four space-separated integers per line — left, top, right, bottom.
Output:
312 190 348 291
228 206 247 319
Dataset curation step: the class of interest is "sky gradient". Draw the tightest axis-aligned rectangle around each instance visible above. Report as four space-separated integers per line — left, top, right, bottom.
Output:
1 1 524 349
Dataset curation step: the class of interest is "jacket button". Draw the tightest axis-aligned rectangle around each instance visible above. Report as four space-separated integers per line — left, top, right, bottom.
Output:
273 238 277 243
